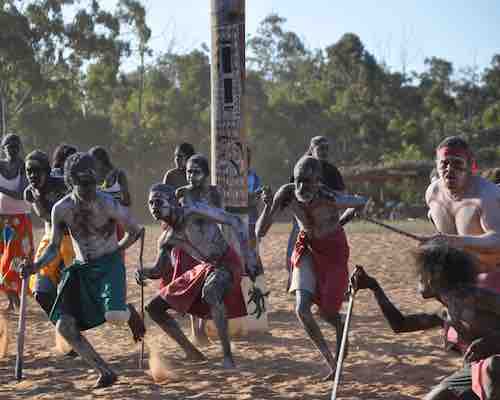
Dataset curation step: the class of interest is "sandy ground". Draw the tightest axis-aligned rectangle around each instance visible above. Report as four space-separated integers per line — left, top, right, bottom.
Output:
0 223 463 400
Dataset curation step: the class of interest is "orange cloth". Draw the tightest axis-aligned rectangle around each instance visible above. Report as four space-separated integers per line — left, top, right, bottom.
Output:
0 214 34 294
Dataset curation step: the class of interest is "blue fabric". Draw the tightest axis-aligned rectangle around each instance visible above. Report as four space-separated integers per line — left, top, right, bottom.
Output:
248 169 262 193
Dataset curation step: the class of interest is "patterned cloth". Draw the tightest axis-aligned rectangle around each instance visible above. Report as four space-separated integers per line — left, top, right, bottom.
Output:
49 251 128 331
291 228 349 316
29 233 75 295
0 214 34 294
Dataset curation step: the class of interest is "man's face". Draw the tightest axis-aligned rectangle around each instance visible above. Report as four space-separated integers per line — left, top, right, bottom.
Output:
294 168 319 203
174 150 189 170
26 160 48 190
186 160 206 188
73 170 97 203
148 191 173 221
437 154 470 192
311 141 329 161
3 141 20 160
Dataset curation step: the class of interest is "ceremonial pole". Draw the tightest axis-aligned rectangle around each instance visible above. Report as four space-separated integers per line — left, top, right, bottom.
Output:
210 0 247 213
210 0 268 335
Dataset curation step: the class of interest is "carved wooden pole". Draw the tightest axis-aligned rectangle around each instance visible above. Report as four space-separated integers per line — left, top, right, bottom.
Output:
210 0 247 215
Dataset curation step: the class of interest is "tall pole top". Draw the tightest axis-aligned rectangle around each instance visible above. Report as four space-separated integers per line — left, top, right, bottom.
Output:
211 0 245 25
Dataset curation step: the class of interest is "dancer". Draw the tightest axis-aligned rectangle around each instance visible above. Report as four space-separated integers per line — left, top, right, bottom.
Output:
256 156 366 379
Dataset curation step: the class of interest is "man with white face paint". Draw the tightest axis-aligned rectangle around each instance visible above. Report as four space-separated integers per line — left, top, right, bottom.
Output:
136 182 255 370
425 136 500 277
256 156 367 380
20 152 145 388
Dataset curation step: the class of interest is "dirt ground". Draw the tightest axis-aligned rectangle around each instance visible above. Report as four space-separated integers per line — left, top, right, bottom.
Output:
0 222 463 400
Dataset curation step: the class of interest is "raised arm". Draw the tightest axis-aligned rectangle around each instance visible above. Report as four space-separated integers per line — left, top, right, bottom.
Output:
255 185 291 238
351 266 443 333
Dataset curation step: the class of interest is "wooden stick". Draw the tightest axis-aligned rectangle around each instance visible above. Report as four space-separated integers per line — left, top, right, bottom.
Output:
15 277 29 380
361 216 423 241
138 229 145 369
331 286 356 400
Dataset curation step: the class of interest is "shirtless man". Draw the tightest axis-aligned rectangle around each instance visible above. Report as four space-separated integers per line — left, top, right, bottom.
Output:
256 156 366 379
163 143 196 188
175 154 223 344
20 152 145 388
24 150 73 316
351 243 500 399
425 136 500 280
136 183 256 369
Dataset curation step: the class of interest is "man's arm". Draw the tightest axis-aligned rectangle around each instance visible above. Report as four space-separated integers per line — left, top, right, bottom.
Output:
106 195 143 251
23 202 66 275
434 193 500 252
351 266 443 333
255 185 289 238
117 169 131 207
136 242 173 283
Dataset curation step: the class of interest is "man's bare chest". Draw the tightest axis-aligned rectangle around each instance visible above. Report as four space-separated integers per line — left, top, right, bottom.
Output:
430 194 481 234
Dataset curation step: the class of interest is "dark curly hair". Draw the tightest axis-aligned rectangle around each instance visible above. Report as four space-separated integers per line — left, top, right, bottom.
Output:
175 143 195 158
64 152 96 189
186 154 209 176
26 150 50 173
412 241 476 290
293 156 322 180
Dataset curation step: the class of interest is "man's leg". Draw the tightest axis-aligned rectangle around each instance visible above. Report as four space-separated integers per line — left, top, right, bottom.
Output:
202 267 235 369
6 291 19 311
57 273 116 387
145 295 205 361
190 315 209 346
56 314 117 388
295 289 336 380
320 311 347 361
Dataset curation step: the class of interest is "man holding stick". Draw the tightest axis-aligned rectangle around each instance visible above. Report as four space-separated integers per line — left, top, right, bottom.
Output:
256 156 367 380
351 242 500 400
20 152 145 388
136 181 257 370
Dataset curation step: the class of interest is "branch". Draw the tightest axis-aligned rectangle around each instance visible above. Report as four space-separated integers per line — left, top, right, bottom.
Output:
13 87 32 116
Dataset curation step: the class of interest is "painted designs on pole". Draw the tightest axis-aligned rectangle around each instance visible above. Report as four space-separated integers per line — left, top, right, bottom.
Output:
214 21 247 208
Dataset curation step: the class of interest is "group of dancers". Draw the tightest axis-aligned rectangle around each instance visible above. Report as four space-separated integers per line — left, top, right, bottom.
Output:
0 133 499 399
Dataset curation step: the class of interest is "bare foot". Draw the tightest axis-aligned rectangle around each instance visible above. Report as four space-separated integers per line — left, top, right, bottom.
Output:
93 372 117 389
127 303 146 342
222 355 236 369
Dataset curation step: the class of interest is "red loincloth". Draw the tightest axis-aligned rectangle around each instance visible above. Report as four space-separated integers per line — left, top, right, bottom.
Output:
291 228 349 317
159 248 196 290
159 246 247 319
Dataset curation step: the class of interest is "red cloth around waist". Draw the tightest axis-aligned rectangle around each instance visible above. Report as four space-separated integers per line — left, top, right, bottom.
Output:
291 228 349 316
160 246 247 319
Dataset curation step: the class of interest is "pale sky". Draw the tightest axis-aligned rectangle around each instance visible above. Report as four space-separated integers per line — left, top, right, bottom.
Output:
101 0 500 76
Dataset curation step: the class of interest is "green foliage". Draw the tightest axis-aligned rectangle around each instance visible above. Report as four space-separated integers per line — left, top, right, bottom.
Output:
2 10 500 218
